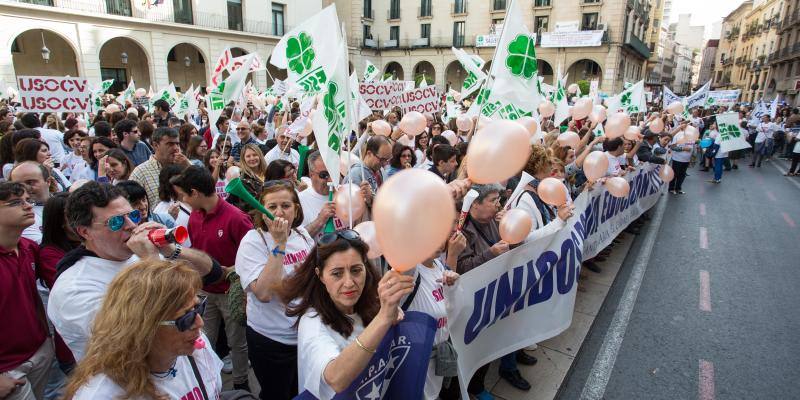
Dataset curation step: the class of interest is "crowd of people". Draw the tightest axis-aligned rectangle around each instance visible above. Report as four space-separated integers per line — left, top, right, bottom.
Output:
0 88 797 400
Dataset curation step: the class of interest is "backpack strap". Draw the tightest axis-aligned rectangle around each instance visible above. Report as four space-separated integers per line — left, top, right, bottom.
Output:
188 355 210 400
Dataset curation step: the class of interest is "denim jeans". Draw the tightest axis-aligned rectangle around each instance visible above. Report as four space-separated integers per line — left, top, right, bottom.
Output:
499 351 518 372
713 158 725 181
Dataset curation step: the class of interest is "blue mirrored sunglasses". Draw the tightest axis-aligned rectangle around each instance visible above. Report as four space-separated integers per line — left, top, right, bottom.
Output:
103 209 141 231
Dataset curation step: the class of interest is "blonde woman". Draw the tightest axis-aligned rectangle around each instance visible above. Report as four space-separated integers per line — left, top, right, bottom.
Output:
64 260 221 399
230 143 267 214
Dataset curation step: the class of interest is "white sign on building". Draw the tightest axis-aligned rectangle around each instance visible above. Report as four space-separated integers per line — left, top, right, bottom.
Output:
540 31 604 48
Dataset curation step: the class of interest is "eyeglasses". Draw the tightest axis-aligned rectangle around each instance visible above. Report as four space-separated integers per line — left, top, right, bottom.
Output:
1 198 33 208
315 171 330 180
159 295 207 332
93 209 141 232
236 127 249 131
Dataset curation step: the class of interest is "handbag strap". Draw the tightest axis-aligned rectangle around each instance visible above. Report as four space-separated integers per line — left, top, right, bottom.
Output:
188 355 210 400
400 273 422 312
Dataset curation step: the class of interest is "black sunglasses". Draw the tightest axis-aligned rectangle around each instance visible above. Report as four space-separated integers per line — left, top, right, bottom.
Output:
317 171 330 180
316 229 362 264
159 295 207 332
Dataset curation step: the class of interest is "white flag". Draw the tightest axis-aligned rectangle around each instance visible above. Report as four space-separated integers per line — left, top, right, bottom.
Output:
478 0 542 120
363 60 380 82
715 112 751 153
270 5 342 95
605 80 647 114
116 79 136 106
210 47 233 88
311 28 348 186
419 74 429 89
452 47 487 99
552 77 570 126
685 81 711 109
219 54 255 104
349 72 372 124
662 86 682 109
769 96 779 119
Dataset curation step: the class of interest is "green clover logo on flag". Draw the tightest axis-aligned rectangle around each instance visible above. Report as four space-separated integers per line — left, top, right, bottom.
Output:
476 87 490 105
621 92 631 106
286 32 316 75
706 97 715 105
505 34 538 80
463 71 478 90
366 65 375 74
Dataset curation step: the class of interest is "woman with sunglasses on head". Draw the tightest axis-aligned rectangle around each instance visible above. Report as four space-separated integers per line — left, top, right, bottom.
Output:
64 260 223 400
228 144 267 215
234 180 313 400
277 231 415 399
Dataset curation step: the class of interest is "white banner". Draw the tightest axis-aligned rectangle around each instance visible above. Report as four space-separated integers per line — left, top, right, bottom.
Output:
715 112 752 154
476 34 500 47
447 164 666 399
705 90 740 107
359 81 407 110
399 87 440 114
17 76 92 113
540 30 604 48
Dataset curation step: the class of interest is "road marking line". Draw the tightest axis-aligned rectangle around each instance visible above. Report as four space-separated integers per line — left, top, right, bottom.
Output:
699 270 711 312
699 227 708 249
783 212 796 228
766 191 777 202
580 195 669 400
770 160 800 191
699 203 706 216
699 359 715 400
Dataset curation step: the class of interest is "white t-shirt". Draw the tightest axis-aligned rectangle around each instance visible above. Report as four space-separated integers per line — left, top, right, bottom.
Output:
298 188 345 234
670 135 693 162
48 255 140 360
37 127 66 164
21 205 43 244
516 192 566 242
69 159 94 183
414 149 428 167
605 152 622 176
298 309 365 399
755 122 775 143
153 201 192 247
792 131 800 154
235 227 313 345
265 146 300 169
707 130 728 158
61 152 84 179
72 334 223 399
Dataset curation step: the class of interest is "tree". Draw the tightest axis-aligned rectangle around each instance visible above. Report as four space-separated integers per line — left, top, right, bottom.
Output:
577 80 590 96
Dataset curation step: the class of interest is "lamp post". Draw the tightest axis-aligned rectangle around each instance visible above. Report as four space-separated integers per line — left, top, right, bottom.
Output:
40 31 50 64
183 56 191 90
121 52 128 65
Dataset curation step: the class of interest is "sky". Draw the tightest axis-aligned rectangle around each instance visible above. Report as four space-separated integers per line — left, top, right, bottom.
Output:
668 0 744 39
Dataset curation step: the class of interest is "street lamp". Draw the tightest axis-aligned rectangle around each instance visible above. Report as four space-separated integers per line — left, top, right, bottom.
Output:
40 31 50 64
184 56 191 68
121 52 128 65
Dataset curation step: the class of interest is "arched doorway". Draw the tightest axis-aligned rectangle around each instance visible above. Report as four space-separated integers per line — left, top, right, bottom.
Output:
566 59 602 85
384 62 404 80
413 61 435 86
99 37 151 95
11 29 79 77
445 61 464 92
266 55 287 86
537 60 554 86
166 43 206 93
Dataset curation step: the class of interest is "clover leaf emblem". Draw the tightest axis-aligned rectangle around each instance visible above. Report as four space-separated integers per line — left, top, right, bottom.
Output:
286 32 315 75
505 34 538 79
621 92 632 106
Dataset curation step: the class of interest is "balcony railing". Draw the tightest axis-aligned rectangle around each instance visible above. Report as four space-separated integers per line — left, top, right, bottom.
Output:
371 35 479 50
2 0 292 35
625 34 651 58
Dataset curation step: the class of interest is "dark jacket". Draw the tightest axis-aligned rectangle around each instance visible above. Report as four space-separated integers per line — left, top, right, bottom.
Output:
637 141 666 165
456 216 501 274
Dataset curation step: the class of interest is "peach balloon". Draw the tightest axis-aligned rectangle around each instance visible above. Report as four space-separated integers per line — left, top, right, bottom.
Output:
538 100 555 118
499 209 533 245
441 130 458 145
399 111 427 136
684 126 699 142
466 120 531 184
583 151 609 181
537 177 568 206
105 104 120 114
456 115 473 132
667 101 684 115
605 177 630 198
624 126 642 141
396 134 414 147
649 118 665 133
573 98 594 120
373 169 455 271
659 165 674 182
225 166 240 181
476 115 492 131
372 119 392 136
135 88 147 97
567 83 579 94
354 221 382 258
675 131 688 144
334 183 366 222
557 131 581 148
605 112 631 139
516 116 539 137
590 106 607 124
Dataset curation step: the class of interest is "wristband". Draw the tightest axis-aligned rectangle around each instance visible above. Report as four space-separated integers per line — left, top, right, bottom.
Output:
272 247 286 257
167 244 182 260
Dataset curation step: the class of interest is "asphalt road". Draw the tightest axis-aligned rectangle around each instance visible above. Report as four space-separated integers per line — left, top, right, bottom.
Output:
558 155 800 400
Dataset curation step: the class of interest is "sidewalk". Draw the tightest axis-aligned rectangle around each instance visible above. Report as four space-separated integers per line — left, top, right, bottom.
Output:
484 233 636 400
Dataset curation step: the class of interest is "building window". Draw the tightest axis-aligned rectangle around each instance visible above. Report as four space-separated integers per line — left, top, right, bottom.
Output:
454 0 467 13
453 21 465 47
363 24 372 40
581 13 599 30
228 0 243 31
363 0 372 18
493 0 506 11
20 0 53 5
272 3 285 36
106 0 131 16
420 0 431 16
390 26 400 45
389 0 400 19
421 24 431 39
534 0 550 6
583 0 600 3
535 16 549 32
173 0 193 24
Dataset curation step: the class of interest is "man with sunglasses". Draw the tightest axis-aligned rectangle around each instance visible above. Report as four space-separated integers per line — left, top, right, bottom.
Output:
299 151 343 238
115 119 151 166
230 122 257 163
344 135 392 203
0 182 55 400
48 182 219 361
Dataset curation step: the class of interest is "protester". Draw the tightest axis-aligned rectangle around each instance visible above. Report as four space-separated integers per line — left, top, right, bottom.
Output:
264 127 300 167
85 136 118 181
0 182 55 400
186 135 208 166
47 181 217 360
130 127 189 208
63 260 223 399
345 135 391 194
750 115 775 168
114 119 152 166
386 143 416 177
61 129 88 180
299 151 342 238
668 130 692 194
235 181 313 399
152 99 174 128
153 165 192 242
278 231 413 399
20 113 66 166
786 128 800 176
115 180 175 228
429 143 459 182
637 131 667 165
228 144 267 214
9 161 53 244
705 120 727 183
96 149 134 184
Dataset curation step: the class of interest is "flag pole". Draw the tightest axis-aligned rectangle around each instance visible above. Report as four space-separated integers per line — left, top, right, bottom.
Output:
341 22 356 229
